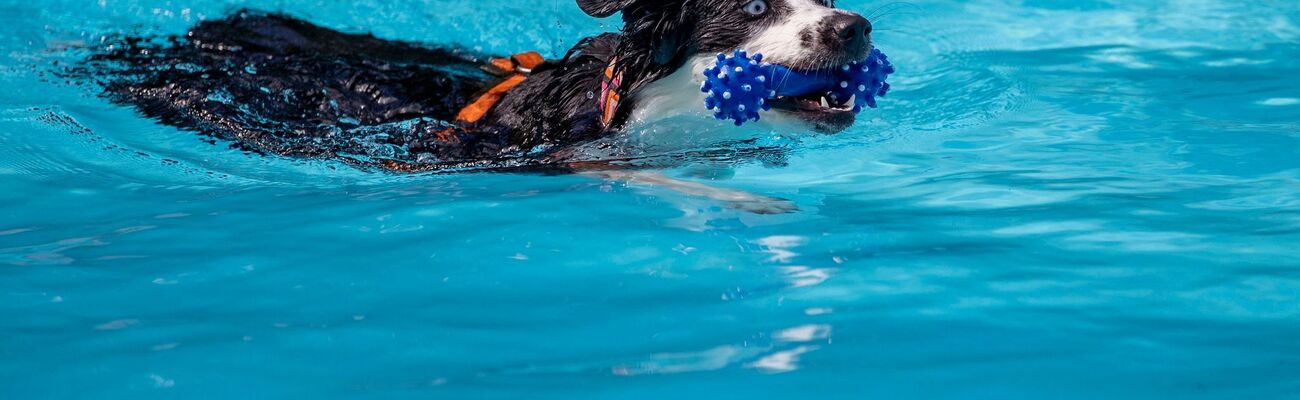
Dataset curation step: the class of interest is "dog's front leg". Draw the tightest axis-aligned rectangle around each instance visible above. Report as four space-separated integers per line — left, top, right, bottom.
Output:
582 170 799 215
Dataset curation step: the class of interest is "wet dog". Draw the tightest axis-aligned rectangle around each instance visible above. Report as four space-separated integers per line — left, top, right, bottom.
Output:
83 0 873 173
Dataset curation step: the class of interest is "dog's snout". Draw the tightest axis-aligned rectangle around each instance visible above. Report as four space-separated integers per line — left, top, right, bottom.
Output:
834 14 871 50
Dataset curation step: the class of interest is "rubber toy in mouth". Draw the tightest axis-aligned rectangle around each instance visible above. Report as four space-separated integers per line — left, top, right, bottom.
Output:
700 48 895 126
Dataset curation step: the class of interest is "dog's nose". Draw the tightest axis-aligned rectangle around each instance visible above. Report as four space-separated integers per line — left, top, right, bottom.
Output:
833 14 872 50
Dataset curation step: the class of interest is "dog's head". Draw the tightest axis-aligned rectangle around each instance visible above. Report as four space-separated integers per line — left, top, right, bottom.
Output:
579 0 873 133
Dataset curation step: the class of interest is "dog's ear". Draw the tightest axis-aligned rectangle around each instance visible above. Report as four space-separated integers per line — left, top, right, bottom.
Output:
576 0 637 17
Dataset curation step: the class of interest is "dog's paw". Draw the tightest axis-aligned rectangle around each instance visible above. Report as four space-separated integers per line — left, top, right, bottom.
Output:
724 196 799 215
581 170 799 215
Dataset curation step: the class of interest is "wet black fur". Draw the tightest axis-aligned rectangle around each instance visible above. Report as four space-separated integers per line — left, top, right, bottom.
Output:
78 1 851 172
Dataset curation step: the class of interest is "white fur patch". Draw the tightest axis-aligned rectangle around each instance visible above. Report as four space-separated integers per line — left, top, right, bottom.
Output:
626 55 716 126
623 0 847 132
623 53 822 135
739 0 841 68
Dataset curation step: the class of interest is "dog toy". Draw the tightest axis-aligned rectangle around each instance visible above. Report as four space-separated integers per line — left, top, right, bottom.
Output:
700 48 894 125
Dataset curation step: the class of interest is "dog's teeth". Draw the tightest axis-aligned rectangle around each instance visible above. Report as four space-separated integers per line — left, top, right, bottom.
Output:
820 97 830 108
837 95 856 110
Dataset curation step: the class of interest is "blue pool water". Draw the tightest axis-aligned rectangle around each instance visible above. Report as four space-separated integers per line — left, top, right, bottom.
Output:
3 0 1300 398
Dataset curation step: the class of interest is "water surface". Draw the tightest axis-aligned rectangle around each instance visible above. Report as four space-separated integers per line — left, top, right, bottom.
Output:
2 0 1299 398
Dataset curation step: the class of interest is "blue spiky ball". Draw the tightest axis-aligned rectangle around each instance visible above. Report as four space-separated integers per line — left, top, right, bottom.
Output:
700 48 895 126
699 50 774 125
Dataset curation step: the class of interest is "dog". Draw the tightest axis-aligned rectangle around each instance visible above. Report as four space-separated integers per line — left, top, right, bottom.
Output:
79 0 874 211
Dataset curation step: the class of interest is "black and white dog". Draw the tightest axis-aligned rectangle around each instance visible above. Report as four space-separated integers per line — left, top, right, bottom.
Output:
87 0 873 171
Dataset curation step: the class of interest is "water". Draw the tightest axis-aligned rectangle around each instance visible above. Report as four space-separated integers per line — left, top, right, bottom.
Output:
3 0 1300 398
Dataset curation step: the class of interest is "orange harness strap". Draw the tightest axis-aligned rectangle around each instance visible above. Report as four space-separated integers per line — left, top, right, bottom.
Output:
383 52 544 173
454 51 545 124
599 57 623 127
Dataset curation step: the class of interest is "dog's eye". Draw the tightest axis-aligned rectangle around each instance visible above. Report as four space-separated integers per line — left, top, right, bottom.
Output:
743 0 768 16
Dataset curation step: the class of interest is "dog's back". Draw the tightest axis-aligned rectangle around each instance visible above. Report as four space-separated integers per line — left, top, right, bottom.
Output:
84 10 531 169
